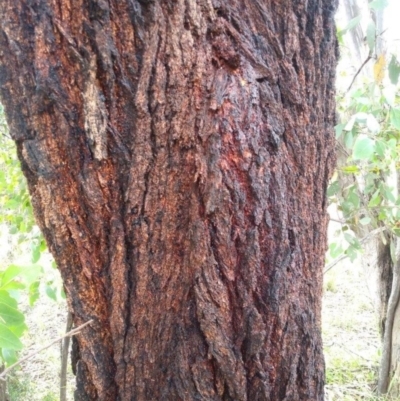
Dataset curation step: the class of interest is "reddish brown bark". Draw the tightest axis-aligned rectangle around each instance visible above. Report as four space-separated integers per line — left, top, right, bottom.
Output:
0 1 337 400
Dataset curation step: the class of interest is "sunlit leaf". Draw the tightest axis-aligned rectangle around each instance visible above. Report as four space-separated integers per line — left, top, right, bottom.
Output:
375 140 385 157
0 303 24 326
383 86 396 107
346 246 358 262
344 116 356 131
0 323 23 351
360 217 371 225
369 0 389 11
369 190 381 207
355 112 368 122
329 242 343 259
366 114 380 133
335 123 346 139
31 245 41 263
346 15 362 31
390 109 400 130
28 281 40 306
0 265 22 290
1 348 17 366
344 130 354 149
352 137 375 160
0 291 17 309
373 54 385 84
8 322 27 338
342 165 360 174
45 285 57 301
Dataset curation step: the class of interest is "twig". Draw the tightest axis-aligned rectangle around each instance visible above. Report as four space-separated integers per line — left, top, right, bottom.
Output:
324 226 387 274
346 54 372 93
60 311 73 401
0 319 93 381
330 217 346 224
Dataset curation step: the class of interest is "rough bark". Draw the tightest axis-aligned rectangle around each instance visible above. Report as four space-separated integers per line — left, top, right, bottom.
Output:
377 237 400 395
0 365 8 401
0 1 338 400
376 172 400 397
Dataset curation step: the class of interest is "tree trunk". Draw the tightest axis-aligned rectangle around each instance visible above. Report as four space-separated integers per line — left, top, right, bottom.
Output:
376 173 400 397
0 1 338 400
0 365 8 401
340 0 364 64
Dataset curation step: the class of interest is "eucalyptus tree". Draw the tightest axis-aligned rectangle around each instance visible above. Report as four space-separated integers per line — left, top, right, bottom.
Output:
0 1 338 399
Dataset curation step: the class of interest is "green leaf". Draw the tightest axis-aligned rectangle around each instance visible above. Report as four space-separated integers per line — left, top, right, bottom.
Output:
327 181 340 197
366 21 376 52
343 232 360 247
0 282 25 291
390 109 400 130
5 265 43 286
0 291 18 309
378 209 388 221
31 246 41 264
342 165 360 174
369 0 389 11
366 114 380 133
369 190 381 207
0 265 22 290
1 348 17 366
0 303 25 326
39 238 47 252
45 285 57 302
0 323 23 350
344 116 356 132
355 112 368 122
8 322 27 338
345 246 358 262
352 137 375 160
348 190 360 209
8 226 18 235
382 186 396 203
29 282 40 307
393 208 400 219
383 86 396 106
335 123 346 139
360 217 371 225
375 140 385 157
344 130 354 149
389 55 400 85
344 15 362 32
329 242 343 259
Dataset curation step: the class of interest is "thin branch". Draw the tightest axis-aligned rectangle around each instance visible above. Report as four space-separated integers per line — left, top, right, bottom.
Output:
346 54 372 93
0 319 93 381
60 311 73 401
324 226 387 274
330 217 346 224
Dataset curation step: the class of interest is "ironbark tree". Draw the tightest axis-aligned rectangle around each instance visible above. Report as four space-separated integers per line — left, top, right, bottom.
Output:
0 1 338 400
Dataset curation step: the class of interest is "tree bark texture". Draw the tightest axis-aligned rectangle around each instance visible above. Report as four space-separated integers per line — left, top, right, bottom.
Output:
0 1 338 400
376 174 400 396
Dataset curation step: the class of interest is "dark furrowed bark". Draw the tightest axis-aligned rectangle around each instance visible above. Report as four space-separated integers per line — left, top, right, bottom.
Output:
0 1 338 400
